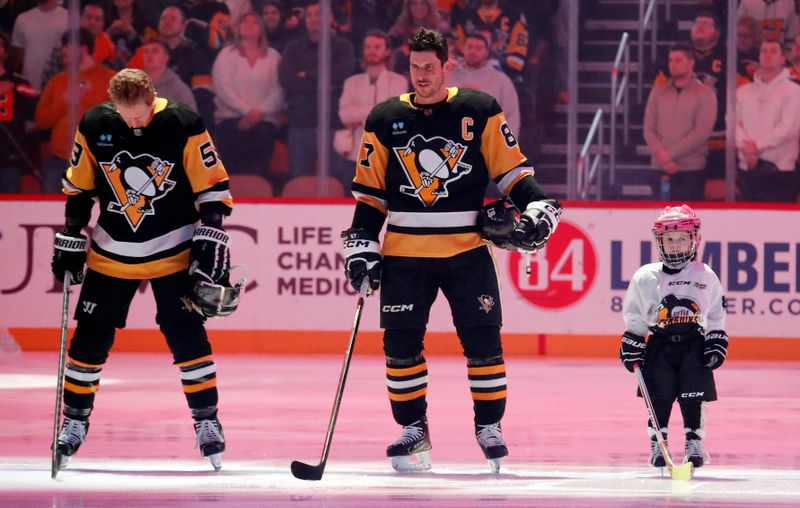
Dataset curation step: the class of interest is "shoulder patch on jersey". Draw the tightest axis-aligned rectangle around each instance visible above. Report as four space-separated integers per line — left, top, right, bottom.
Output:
99 150 177 231
393 133 472 207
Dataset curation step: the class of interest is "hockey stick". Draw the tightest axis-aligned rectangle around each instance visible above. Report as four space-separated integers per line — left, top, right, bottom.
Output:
290 280 369 481
51 271 72 479
633 364 694 480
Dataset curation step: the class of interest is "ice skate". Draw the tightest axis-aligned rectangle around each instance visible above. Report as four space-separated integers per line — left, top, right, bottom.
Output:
55 417 89 469
475 422 508 473
648 428 668 473
386 417 432 472
683 433 711 468
194 418 225 471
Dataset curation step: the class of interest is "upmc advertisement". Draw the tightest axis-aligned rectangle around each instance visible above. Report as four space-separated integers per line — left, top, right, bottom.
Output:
0 200 797 339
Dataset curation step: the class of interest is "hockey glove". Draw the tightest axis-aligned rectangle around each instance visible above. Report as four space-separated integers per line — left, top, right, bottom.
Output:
477 197 519 250
703 330 728 370
341 227 381 292
511 199 563 251
619 331 647 372
188 225 231 284
52 230 88 285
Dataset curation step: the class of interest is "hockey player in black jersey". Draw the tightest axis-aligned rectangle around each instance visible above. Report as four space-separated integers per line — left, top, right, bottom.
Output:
340 28 562 473
50 69 241 471
619 205 728 471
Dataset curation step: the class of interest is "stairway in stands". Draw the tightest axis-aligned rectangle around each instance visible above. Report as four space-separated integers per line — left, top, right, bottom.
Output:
534 0 702 200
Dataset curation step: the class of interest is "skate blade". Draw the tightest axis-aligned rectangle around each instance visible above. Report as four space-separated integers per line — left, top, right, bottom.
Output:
58 453 70 470
207 453 222 471
487 457 502 473
390 451 432 473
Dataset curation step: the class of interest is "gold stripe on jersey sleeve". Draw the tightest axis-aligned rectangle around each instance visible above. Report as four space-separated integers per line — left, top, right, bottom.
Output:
184 131 232 206
383 231 484 258
87 248 190 280
64 131 98 194
354 130 388 192
481 112 527 180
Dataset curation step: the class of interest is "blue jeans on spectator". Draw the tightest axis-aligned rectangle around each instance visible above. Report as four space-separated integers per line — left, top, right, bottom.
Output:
0 166 21 193
41 156 68 194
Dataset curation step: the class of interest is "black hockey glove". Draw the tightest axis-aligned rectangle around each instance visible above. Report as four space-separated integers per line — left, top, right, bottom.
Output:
511 199 563 251
52 230 88 285
703 330 728 370
619 331 647 372
188 225 231 284
477 197 519 250
341 227 381 292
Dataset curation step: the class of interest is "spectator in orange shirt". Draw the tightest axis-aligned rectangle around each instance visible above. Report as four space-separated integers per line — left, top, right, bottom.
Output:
41 3 116 87
34 27 115 193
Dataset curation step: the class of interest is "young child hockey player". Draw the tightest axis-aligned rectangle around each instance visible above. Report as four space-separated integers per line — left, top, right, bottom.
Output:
619 205 728 470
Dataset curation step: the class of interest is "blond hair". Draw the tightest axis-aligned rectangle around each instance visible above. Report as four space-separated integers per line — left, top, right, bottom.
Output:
108 68 156 106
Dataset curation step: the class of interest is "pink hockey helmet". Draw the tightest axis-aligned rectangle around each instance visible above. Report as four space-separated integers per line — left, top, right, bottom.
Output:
652 204 701 269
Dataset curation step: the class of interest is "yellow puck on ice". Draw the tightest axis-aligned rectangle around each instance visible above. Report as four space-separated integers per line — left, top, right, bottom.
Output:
670 462 694 480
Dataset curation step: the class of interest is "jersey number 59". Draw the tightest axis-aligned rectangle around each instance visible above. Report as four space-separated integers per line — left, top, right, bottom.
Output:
199 140 219 169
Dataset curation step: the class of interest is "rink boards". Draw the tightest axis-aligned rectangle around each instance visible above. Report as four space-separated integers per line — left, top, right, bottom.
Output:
1 198 798 359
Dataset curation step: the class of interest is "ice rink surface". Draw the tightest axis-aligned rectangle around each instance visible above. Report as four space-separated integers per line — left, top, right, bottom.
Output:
1 350 798 507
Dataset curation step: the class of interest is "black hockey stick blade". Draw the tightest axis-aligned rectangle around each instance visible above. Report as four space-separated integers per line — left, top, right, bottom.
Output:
290 460 324 481
290 281 369 481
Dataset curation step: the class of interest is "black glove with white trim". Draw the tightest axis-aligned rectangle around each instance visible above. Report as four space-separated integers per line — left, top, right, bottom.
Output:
511 199 562 251
619 331 647 372
188 225 230 283
52 230 88 284
703 330 728 370
341 227 381 292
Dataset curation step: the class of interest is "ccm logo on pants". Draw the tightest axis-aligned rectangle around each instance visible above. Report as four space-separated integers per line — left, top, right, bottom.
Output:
382 304 414 313
681 392 704 398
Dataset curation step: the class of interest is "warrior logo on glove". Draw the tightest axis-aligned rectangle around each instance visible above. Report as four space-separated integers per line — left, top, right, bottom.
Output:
52 231 88 285
185 225 245 318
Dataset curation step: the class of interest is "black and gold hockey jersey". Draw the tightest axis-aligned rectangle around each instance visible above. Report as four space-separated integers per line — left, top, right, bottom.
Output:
63 97 232 279
452 5 529 77
352 87 541 258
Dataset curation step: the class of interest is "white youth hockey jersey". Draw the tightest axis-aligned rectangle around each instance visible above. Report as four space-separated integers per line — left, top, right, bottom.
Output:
623 260 726 338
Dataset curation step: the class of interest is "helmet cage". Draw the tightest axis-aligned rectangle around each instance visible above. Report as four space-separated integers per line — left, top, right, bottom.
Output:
652 206 701 269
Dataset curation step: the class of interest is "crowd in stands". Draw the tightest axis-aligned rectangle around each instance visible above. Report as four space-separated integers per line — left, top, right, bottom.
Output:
645 7 800 203
0 0 798 201
0 0 565 196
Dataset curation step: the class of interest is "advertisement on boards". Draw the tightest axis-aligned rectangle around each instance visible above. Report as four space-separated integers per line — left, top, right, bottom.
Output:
0 200 797 339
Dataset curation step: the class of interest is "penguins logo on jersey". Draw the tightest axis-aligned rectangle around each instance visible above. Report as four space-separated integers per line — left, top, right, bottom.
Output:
394 134 472 206
655 294 702 334
100 150 176 231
